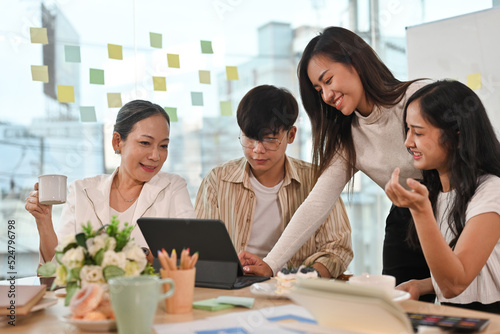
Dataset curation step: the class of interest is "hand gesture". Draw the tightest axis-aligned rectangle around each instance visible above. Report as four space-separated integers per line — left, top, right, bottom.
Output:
238 251 273 277
384 168 430 213
25 182 52 221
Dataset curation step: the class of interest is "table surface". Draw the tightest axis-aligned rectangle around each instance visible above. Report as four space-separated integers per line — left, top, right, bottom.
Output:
4 280 500 333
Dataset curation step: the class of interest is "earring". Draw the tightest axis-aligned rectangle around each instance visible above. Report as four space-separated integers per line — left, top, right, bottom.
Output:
115 149 120 154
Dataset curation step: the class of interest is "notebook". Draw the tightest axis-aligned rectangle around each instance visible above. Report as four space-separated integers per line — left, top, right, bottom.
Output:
0 285 46 316
137 218 270 289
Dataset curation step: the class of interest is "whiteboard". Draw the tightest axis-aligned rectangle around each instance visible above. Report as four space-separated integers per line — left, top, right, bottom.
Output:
406 7 500 135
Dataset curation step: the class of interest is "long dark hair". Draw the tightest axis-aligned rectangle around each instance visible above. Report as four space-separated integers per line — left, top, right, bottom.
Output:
404 80 500 248
298 26 422 178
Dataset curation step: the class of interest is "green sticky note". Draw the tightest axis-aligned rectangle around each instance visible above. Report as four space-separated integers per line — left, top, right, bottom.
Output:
65 45 81 63
164 107 178 122
57 85 75 103
108 44 123 60
150 32 162 48
216 296 254 308
200 40 213 54
153 76 167 91
467 73 481 90
31 65 49 83
220 101 232 116
193 298 235 311
191 92 204 106
226 66 239 80
90 68 105 85
167 53 180 68
199 70 211 84
107 93 122 108
30 27 48 44
80 107 97 122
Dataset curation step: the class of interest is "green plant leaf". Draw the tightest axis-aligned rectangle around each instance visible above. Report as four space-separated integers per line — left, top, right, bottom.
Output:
65 282 78 306
62 242 78 253
68 267 82 282
55 251 64 264
103 265 125 281
75 232 87 249
37 262 56 277
94 248 104 266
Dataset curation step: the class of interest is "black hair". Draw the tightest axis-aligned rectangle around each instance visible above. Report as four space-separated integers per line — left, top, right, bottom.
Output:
404 80 500 249
113 100 170 141
236 85 298 140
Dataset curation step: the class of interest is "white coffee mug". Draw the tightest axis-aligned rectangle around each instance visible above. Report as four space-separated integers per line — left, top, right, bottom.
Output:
38 174 67 205
348 273 396 296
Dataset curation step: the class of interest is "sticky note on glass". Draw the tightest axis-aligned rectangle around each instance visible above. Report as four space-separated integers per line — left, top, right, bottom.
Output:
57 85 75 103
150 32 162 48
30 27 48 44
193 298 235 311
191 92 204 106
107 93 122 108
216 296 254 308
467 73 481 90
199 70 211 84
153 76 167 91
164 107 178 122
90 69 105 85
31 65 49 83
220 101 232 116
167 54 180 68
80 106 97 122
226 66 239 80
108 44 123 60
65 45 81 63
200 40 214 54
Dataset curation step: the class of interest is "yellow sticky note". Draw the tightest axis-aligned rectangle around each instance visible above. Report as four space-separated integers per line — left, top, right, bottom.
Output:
30 27 48 44
57 85 75 103
107 93 122 108
199 70 211 84
167 54 180 68
467 73 481 90
153 76 167 91
108 44 123 60
220 101 232 116
226 66 239 80
31 65 49 83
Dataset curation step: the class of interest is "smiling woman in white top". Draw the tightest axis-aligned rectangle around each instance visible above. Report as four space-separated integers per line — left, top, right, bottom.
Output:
385 80 500 314
25 100 195 264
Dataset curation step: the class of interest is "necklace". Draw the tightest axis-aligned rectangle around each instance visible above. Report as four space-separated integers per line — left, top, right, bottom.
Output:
113 179 137 203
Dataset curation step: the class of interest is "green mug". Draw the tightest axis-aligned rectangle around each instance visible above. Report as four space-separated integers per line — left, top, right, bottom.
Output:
108 276 175 334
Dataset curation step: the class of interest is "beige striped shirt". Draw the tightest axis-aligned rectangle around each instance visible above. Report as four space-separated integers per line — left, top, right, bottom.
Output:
195 156 353 277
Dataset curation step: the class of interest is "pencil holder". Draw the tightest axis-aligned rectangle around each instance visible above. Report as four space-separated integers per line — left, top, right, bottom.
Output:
160 268 196 314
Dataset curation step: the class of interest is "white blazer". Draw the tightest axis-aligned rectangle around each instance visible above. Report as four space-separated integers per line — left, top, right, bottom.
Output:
56 168 195 248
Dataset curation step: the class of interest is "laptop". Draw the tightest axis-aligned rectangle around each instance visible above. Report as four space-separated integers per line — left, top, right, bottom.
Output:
137 217 270 289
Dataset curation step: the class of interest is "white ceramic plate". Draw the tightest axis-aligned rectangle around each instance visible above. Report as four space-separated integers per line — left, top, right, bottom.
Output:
250 281 411 302
62 315 117 332
250 281 290 299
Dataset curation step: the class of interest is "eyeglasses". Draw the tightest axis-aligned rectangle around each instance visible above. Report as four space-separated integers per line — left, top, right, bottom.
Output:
238 131 288 151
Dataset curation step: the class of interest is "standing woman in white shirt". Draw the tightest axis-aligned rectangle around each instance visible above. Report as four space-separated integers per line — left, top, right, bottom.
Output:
239 26 432 298
26 100 195 264
385 80 500 314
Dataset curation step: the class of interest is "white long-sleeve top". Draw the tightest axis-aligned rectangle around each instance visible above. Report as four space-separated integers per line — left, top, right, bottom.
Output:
263 81 428 274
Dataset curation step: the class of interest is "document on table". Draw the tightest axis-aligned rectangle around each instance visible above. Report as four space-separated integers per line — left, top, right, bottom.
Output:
153 304 360 334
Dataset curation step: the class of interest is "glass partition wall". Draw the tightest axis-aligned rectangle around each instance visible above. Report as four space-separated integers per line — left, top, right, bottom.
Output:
0 0 492 279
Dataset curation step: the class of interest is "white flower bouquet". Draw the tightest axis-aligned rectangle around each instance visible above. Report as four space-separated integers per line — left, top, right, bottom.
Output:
38 216 155 306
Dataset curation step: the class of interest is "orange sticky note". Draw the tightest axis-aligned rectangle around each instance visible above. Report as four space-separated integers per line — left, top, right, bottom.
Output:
107 93 122 108
30 27 48 44
199 70 211 84
226 66 239 80
57 85 75 103
108 44 123 60
31 65 49 83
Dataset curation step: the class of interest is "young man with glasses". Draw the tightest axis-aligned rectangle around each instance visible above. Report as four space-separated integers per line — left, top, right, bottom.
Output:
195 85 352 278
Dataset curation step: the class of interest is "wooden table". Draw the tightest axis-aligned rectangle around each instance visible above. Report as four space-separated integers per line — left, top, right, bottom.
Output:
5 283 500 333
